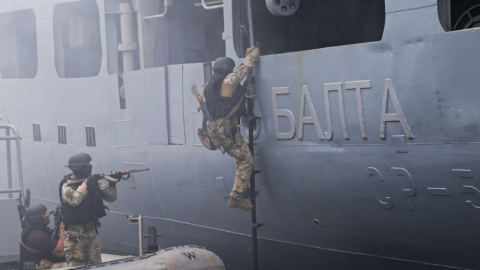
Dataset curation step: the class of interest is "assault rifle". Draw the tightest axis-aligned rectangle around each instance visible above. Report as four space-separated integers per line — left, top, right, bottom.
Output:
17 188 31 228
191 84 226 154
54 168 149 239
66 168 150 186
52 204 63 240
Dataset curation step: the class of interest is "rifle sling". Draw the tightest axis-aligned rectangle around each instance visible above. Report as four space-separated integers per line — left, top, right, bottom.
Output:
202 82 245 127
223 90 245 122
66 178 86 186
20 239 42 253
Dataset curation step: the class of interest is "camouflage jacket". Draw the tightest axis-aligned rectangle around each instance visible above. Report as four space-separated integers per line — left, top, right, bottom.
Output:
62 182 117 207
214 47 260 126
220 47 260 98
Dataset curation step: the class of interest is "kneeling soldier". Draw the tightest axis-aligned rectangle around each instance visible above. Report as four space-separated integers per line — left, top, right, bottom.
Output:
19 204 66 269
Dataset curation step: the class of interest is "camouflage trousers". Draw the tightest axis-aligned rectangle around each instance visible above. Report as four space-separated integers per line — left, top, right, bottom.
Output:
21 261 36 270
38 260 67 269
64 222 101 267
208 120 254 200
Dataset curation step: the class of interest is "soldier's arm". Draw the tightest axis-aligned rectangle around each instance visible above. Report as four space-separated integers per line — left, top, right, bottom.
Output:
62 183 87 207
99 182 117 203
222 47 260 93
51 223 65 257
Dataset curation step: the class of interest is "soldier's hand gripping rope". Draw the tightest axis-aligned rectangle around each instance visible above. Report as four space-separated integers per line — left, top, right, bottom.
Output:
245 42 270 99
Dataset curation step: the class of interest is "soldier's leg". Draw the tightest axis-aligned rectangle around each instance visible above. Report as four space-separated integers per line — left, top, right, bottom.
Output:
22 261 36 270
38 260 68 269
87 230 102 264
64 226 86 267
207 121 235 151
49 262 68 269
227 131 254 200
79 224 101 265
208 121 254 210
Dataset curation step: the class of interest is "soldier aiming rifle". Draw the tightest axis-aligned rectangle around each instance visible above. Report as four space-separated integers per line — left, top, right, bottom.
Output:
55 152 148 267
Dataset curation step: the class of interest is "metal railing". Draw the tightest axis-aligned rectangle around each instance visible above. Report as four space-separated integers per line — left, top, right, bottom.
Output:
143 0 174 20
200 0 223 10
143 0 223 20
0 125 23 198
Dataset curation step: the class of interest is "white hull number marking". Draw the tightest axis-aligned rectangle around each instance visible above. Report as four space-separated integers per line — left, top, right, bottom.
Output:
272 79 414 140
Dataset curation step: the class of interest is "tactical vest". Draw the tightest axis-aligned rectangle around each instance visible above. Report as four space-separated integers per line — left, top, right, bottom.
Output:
204 72 247 121
58 174 106 229
19 224 65 267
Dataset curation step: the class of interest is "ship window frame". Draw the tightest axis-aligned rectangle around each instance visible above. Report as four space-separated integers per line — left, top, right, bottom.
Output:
442 0 480 32
0 9 38 79
53 0 102 78
232 0 386 57
438 0 452 31
152 0 226 67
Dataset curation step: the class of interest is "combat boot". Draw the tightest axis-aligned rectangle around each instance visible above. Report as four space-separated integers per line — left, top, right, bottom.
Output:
228 198 254 211
243 188 260 200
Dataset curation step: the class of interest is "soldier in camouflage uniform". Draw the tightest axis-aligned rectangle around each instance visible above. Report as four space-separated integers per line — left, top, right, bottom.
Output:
204 46 262 211
60 153 118 267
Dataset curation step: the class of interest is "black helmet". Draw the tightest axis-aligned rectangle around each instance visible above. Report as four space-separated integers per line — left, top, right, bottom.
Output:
67 152 92 171
213 57 235 73
25 204 47 223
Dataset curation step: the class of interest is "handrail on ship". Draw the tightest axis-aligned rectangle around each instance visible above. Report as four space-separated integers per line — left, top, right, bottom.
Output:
201 0 223 10
0 125 24 198
144 0 223 20
143 0 173 20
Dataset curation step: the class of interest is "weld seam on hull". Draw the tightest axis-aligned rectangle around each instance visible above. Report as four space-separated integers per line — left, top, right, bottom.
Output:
105 210 469 270
386 4 437 14
29 198 473 269
31 196 60 204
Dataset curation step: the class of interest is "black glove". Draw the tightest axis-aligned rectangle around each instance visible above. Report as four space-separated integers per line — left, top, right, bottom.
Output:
242 76 255 88
85 174 102 184
111 172 123 180
255 42 267 50
249 76 255 86
109 172 122 187
255 42 272 55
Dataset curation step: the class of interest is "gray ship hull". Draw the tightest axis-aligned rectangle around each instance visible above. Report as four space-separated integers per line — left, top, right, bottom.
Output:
1 0 479 269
